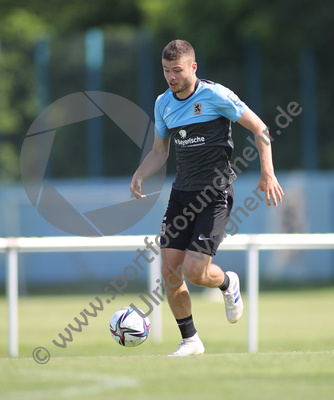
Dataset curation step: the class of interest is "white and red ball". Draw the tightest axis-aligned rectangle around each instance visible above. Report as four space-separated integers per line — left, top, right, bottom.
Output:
109 307 150 347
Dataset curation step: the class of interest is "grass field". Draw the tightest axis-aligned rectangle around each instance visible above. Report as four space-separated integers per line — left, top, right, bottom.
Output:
0 288 333 399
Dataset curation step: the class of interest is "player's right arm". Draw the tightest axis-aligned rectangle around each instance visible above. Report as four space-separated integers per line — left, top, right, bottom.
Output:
130 136 170 199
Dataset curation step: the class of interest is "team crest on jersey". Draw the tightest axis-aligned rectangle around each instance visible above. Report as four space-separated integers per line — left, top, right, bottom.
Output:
193 103 202 115
179 129 187 138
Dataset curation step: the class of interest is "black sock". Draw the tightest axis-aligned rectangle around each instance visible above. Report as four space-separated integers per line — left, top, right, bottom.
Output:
176 315 197 339
218 273 230 292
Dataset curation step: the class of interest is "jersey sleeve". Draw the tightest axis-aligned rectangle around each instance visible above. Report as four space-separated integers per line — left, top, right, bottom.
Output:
212 84 248 122
154 97 171 139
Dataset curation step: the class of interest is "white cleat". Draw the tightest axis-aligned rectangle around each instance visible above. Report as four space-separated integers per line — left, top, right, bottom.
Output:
169 333 205 357
223 271 244 324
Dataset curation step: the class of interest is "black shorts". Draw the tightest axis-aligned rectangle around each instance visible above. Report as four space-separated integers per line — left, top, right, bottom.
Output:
160 184 234 256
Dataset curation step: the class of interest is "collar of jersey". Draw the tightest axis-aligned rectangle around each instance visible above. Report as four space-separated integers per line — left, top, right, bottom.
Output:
173 79 200 101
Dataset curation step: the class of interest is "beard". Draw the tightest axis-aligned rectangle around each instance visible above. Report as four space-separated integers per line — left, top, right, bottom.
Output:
170 77 193 94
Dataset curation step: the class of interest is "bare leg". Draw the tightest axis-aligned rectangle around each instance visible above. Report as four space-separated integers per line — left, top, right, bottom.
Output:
161 248 241 356
161 248 226 320
183 250 226 288
161 248 190 319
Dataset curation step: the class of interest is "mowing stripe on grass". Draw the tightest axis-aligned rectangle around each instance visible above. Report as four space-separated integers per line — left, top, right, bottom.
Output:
2 369 139 400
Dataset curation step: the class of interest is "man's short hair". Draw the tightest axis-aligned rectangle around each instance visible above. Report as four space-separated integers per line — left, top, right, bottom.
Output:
162 40 196 62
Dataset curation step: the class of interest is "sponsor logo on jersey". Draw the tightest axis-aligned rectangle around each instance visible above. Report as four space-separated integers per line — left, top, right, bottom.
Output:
174 136 205 146
227 92 241 105
193 103 203 115
179 129 187 138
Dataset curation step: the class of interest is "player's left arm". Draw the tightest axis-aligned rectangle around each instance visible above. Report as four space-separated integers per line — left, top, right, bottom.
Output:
237 108 284 206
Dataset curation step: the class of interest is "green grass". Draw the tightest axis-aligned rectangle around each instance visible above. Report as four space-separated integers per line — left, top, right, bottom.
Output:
0 288 334 399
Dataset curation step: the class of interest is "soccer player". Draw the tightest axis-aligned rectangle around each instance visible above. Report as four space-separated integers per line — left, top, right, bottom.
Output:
130 40 283 356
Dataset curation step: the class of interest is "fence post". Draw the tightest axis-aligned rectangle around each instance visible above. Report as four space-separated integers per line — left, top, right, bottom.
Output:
300 46 317 170
247 244 259 353
244 39 261 172
85 28 104 177
0 39 1 133
7 247 19 357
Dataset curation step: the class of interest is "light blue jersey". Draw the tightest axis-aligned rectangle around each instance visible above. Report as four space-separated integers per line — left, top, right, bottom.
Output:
154 79 247 139
154 79 248 191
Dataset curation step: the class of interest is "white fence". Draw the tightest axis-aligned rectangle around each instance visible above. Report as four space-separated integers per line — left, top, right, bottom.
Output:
2 233 334 357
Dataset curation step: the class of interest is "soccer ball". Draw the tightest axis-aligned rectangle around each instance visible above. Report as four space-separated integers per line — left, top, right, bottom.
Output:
109 306 150 347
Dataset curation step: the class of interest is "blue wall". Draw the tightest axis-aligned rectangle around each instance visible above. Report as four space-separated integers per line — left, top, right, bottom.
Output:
0 171 334 291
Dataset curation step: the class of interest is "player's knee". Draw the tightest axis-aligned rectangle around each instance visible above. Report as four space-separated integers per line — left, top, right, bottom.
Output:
188 274 205 286
161 263 180 280
161 263 168 279
161 262 171 279
161 262 185 292
184 264 205 286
